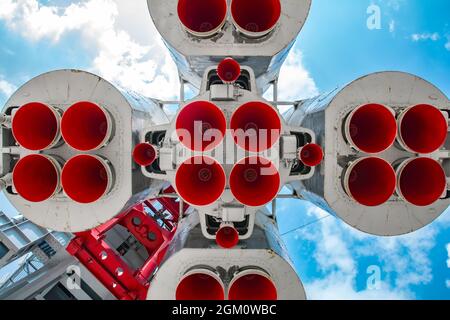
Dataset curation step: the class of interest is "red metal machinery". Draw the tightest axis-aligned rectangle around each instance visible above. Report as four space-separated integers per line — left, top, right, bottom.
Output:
66 187 188 300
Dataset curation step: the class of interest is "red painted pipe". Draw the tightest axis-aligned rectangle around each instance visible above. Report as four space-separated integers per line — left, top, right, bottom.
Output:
176 101 226 152
176 270 224 300
228 271 277 300
216 224 239 249
177 0 227 37
230 101 281 152
344 157 396 207
397 158 447 206
13 154 61 202
62 155 112 204
230 156 280 207
299 143 324 167
133 143 157 167
231 0 281 37
12 102 60 151
398 104 448 154
217 58 241 84
175 156 226 206
345 103 397 154
61 101 112 151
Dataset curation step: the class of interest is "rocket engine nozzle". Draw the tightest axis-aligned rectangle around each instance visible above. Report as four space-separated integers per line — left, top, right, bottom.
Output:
133 143 157 167
398 104 448 154
176 270 225 300
228 270 277 300
397 158 447 206
61 155 113 204
344 157 396 207
344 103 397 154
216 224 239 249
11 102 60 151
176 101 226 152
61 101 112 151
230 156 280 207
177 0 227 37
230 101 281 152
231 0 282 38
217 58 241 84
12 154 61 203
175 156 226 207
299 143 324 167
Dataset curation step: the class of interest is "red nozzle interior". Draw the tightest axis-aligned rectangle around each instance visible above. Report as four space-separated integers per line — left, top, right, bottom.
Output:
133 143 157 167
176 101 226 152
177 0 227 34
175 156 226 206
228 273 277 300
217 58 241 83
346 157 396 207
61 101 110 151
62 155 110 204
300 143 324 167
399 104 448 154
12 102 59 151
216 225 239 249
13 155 59 202
398 158 446 206
176 272 224 300
230 157 280 207
346 104 397 153
230 101 281 152
231 0 281 35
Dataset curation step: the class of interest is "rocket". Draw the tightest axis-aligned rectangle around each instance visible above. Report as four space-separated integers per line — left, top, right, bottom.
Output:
0 0 449 300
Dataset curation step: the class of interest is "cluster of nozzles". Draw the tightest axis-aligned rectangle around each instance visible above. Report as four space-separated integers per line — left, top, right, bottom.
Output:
177 0 282 38
11 101 114 204
343 103 448 207
175 268 277 301
133 58 323 249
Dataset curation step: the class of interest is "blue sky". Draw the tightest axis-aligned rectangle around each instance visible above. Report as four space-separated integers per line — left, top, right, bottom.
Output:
0 0 449 299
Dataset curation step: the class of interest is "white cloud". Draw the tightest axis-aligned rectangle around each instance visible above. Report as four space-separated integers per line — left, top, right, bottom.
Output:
289 204 440 299
263 49 319 110
445 38 450 51
411 32 440 42
0 76 16 97
0 0 179 100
